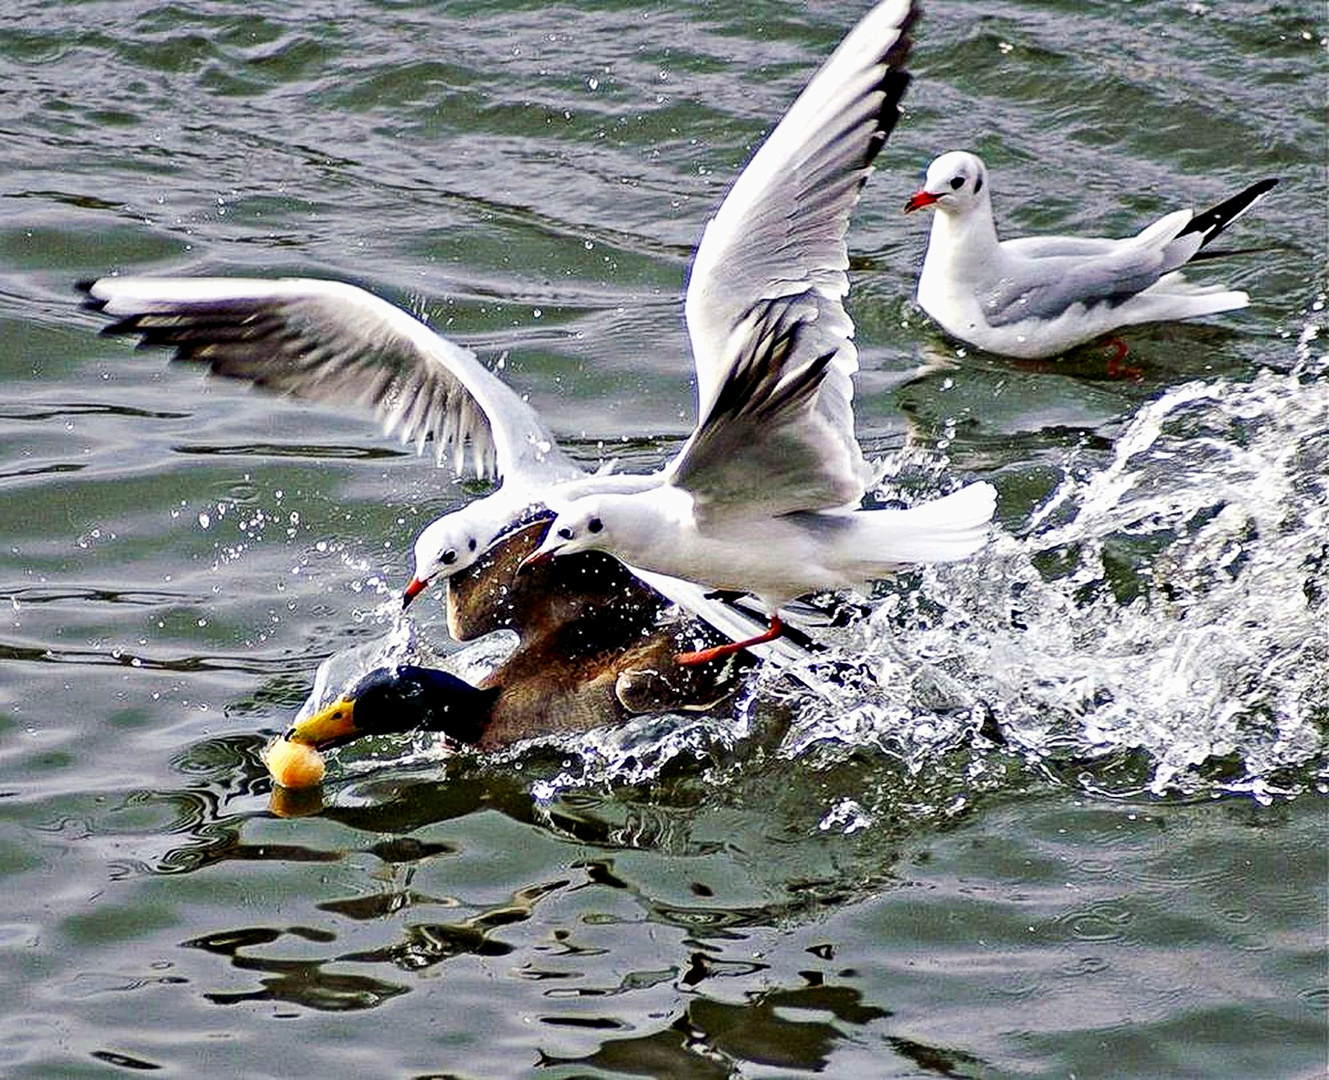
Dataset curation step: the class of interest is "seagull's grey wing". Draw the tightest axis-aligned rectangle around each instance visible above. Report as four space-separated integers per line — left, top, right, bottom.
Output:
982 255 1166 326
667 293 862 523
1000 235 1121 259
985 209 1203 326
81 276 583 485
683 0 915 490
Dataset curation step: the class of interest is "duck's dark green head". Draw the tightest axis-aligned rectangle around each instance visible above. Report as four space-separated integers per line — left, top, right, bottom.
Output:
285 665 496 750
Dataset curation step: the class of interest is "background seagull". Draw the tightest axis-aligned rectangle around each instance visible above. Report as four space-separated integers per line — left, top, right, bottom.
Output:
904 150 1278 359
82 0 920 666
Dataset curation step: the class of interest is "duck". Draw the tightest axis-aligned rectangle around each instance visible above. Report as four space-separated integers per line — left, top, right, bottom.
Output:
280 519 766 764
904 150 1278 359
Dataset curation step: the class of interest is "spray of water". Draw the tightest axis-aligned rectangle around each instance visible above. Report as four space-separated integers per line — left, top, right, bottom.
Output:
757 307 1329 804
304 307 1328 807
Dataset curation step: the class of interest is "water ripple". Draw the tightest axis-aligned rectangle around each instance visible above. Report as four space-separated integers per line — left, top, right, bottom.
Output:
1055 900 1136 944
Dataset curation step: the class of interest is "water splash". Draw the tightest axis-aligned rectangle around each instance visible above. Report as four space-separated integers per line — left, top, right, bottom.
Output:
768 316 1328 803
302 308 1329 807
292 616 512 725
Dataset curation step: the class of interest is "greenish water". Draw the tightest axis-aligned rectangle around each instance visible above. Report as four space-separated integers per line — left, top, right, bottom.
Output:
1 1 1325 1077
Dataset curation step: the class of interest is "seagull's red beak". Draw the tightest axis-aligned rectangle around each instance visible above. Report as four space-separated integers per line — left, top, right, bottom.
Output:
904 189 941 213
401 577 427 609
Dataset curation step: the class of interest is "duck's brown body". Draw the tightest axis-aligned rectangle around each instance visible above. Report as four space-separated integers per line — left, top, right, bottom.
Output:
447 520 743 749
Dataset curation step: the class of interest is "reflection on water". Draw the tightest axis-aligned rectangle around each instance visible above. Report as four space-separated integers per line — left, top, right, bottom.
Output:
184 927 409 1012
543 982 902 1077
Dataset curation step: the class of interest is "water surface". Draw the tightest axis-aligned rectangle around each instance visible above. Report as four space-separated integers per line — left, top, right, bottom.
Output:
0 1 1325 1077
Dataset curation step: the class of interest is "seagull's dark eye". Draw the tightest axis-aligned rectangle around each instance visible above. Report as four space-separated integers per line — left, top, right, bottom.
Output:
949 175 965 190
557 526 574 541
467 538 477 551
587 517 603 534
441 549 457 565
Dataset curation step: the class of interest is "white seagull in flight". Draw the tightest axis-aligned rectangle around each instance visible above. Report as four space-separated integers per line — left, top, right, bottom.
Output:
904 150 1278 359
526 299 997 664
84 0 967 665
525 2 997 665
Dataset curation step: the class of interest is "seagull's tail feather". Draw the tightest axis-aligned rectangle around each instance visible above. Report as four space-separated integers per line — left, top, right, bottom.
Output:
856 481 997 567
1147 178 1278 277
1130 270 1249 322
1142 177 1277 301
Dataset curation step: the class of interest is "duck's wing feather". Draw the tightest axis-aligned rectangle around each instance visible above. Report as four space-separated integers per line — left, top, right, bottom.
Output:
682 0 915 503
80 276 582 485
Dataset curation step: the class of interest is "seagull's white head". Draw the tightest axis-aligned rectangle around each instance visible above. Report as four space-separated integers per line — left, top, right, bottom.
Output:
522 496 617 568
904 151 990 216
402 507 490 608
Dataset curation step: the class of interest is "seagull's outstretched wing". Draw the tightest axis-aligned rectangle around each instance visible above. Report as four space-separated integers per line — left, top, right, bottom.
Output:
81 276 583 485
682 0 915 501
668 292 862 523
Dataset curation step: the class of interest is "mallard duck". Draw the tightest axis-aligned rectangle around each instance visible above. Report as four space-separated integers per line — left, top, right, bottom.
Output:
282 520 761 762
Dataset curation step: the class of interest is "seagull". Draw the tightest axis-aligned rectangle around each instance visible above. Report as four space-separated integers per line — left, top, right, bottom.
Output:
522 0 996 666
526 297 997 664
903 151 1278 360
81 0 922 665
79 275 810 664
78 274 633 593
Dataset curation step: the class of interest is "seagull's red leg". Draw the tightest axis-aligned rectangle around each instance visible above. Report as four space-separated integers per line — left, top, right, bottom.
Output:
675 614 784 666
1102 336 1143 381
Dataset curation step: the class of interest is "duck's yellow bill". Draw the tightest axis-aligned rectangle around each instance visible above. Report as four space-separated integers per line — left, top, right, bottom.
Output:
286 698 359 748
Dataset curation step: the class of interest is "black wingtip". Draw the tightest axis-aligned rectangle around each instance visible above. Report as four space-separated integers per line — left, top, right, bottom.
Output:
1183 177 1281 249
866 69 912 164
867 0 918 157
75 279 109 314
100 315 145 337
886 1 918 70
1186 243 1284 264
